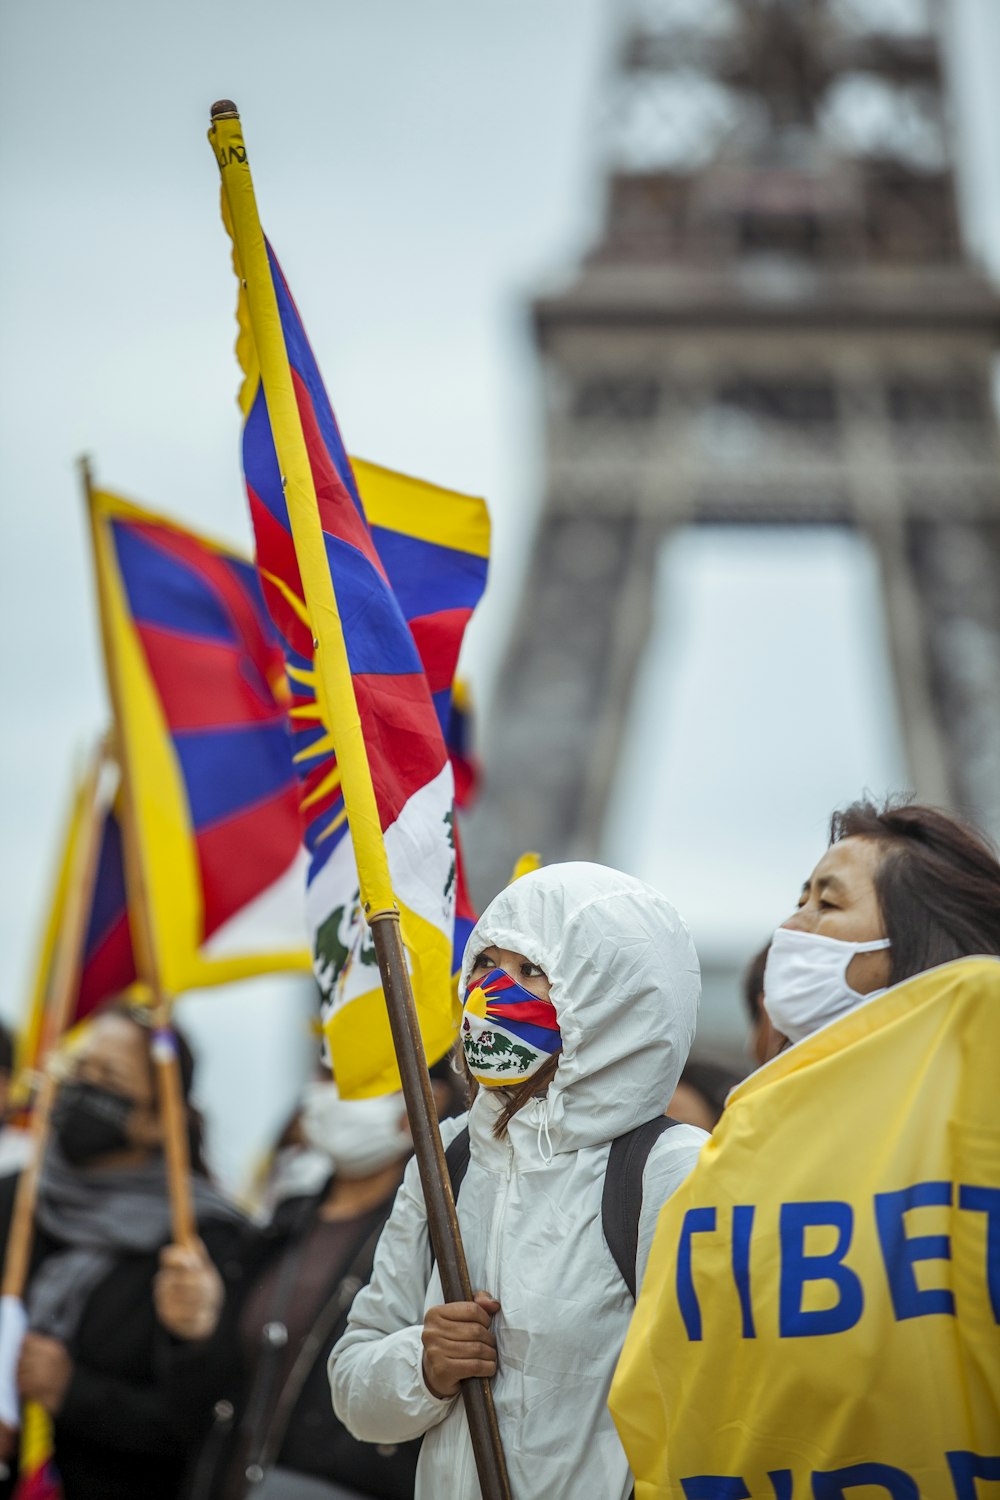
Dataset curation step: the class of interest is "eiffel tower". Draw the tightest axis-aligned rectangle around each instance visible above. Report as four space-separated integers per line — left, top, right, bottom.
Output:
465 0 1000 911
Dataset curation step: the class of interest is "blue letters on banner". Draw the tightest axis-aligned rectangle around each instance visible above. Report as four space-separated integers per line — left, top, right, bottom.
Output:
957 1185 1000 1322
946 1450 1000 1497
812 1462 919 1498
677 1207 716 1340
680 1455 1000 1497
732 1205 756 1339
874 1181 955 1320
681 1480 750 1499
779 1202 863 1337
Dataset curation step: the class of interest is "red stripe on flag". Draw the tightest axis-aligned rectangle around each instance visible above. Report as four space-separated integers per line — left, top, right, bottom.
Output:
196 786 303 940
135 626 283 730
128 521 278 667
247 488 314 661
290 370 389 585
408 608 474 694
454 821 476 927
78 912 136 1016
486 997 560 1030
352 673 449 830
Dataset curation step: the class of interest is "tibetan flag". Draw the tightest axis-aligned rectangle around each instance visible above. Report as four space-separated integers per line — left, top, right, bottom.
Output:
445 679 481 810
87 490 310 993
610 957 1000 1498
16 761 138 1092
347 462 488 987
12 1403 61 1500
216 177 489 1097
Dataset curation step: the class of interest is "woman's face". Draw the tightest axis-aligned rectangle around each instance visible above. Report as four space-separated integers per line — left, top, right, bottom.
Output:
72 1013 162 1151
469 946 551 1003
780 836 892 995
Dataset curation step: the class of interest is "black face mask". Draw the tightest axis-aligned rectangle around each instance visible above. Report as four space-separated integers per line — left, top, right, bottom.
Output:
51 1081 135 1166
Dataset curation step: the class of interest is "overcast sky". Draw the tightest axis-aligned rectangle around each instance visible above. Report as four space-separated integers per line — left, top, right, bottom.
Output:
3 0 1000 1182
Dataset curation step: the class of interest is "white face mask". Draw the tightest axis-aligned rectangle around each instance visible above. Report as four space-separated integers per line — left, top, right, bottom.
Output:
763 926 891 1046
299 1081 410 1180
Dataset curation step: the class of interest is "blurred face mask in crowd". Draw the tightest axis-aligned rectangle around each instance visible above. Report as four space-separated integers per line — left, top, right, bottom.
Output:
299 1081 410 1179
763 926 891 1045
52 1080 134 1166
462 966 561 1088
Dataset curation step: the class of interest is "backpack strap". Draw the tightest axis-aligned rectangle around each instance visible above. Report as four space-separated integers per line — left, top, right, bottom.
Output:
444 1117 677 1300
444 1126 472 1201
602 1117 679 1300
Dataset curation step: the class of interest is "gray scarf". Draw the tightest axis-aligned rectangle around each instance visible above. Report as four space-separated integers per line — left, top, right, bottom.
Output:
29 1144 244 1343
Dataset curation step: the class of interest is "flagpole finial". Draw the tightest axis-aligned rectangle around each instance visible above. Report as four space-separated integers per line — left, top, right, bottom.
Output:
210 99 240 121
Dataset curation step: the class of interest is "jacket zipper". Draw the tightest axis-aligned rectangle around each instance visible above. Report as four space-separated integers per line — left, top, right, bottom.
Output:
485 1137 514 1294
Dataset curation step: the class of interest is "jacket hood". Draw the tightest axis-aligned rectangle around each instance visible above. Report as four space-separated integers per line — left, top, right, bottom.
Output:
460 862 701 1154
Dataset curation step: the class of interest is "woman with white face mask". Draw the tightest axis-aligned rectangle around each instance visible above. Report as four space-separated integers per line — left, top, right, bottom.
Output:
762 797 1000 1050
184 1060 463 1500
328 861 707 1500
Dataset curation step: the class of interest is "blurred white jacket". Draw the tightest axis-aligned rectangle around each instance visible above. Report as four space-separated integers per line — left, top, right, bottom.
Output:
329 862 707 1500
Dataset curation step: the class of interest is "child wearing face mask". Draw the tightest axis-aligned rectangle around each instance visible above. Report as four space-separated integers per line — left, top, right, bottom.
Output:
185 1057 464 1500
329 862 708 1500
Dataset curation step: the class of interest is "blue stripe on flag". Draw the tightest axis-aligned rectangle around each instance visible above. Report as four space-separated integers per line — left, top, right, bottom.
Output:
323 534 424 678
174 722 297 829
372 527 489 622
112 523 237 645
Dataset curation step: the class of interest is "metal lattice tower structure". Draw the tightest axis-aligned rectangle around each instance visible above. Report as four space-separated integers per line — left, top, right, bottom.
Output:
465 0 1000 905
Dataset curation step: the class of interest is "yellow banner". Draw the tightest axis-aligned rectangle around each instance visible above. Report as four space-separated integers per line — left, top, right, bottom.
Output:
611 957 1000 1498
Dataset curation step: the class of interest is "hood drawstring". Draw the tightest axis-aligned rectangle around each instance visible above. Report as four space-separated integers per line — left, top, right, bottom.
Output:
536 1104 554 1166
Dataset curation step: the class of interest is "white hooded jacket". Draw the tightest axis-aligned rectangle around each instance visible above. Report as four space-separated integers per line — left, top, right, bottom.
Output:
329 862 707 1499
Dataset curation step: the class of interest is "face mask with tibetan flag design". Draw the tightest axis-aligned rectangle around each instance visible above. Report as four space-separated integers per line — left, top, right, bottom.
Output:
461 968 562 1087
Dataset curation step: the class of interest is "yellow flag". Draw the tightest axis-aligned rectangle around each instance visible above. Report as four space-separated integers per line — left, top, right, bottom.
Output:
511 851 541 882
610 957 1000 1498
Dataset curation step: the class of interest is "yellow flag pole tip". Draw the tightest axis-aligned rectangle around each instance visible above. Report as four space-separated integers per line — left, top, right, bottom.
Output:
210 99 240 121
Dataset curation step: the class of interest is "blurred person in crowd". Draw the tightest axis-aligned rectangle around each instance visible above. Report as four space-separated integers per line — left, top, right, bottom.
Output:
0 1003 243 1500
183 1055 466 1500
742 940 782 1066
764 797 1000 1047
668 1058 743 1131
0 1023 32 1178
329 862 707 1500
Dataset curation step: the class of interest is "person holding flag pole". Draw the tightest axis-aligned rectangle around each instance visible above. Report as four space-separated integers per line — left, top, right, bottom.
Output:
207 100 510 1499
80 457 201 1256
0 740 111 1496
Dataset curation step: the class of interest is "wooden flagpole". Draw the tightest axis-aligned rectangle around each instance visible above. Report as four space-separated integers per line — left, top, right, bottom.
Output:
80 458 196 1250
209 101 511 1499
0 740 111 1303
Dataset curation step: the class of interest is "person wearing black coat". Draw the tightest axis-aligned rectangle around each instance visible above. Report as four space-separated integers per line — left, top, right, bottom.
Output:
183 1061 466 1500
0 1004 244 1500
186 1080 431 1500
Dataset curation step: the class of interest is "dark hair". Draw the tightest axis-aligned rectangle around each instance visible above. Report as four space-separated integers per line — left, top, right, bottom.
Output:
829 798 1000 986
677 1059 744 1128
456 1047 561 1140
741 942 770 1028
0 1022 14 1077
104 1002 210 1177
492 1052 560 1140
